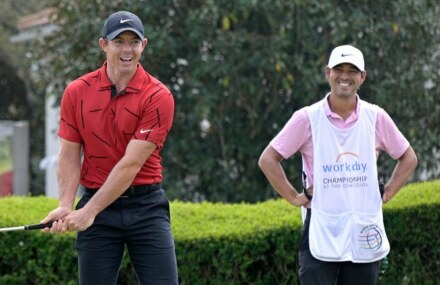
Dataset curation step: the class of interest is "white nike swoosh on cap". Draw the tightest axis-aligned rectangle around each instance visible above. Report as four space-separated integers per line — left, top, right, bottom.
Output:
120 19 133 23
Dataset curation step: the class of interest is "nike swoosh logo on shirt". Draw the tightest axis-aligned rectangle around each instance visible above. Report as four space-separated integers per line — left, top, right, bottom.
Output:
140 129 153 134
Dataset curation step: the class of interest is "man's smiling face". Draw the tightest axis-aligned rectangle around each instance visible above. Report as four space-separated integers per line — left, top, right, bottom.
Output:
100 31 147 76
326 63 366 98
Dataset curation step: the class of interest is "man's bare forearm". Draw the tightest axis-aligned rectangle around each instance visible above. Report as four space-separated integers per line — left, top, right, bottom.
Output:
56 140 82 210
259 146 309 206
82 139 157 217
82 159 141 216
384 146 418 202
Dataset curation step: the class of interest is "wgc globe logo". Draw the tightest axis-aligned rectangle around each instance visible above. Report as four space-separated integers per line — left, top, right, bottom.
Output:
358 224 383 250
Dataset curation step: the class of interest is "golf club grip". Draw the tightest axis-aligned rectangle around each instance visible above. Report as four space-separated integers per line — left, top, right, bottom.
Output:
25 222 54 230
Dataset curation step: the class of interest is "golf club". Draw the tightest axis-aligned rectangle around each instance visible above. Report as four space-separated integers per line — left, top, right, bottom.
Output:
0 221 53 232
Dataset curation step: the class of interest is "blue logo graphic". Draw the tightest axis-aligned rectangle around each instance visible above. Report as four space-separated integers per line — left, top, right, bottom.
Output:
358 225 383 250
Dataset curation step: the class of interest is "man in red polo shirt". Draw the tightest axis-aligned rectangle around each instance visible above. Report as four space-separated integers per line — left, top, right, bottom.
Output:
42 11 178 285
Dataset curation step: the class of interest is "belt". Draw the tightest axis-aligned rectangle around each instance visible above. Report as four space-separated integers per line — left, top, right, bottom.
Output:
84 183 161 198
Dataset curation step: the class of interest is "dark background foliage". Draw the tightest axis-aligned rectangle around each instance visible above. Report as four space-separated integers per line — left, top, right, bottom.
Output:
8 0 439 202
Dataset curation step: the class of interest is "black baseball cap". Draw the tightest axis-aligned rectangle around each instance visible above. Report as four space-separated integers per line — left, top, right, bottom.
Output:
102 11 144 40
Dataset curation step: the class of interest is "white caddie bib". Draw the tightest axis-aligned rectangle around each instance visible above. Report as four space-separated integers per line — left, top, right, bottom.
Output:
305 97 390 263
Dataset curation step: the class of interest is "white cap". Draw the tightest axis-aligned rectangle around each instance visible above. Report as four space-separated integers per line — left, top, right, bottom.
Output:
328 45 365 71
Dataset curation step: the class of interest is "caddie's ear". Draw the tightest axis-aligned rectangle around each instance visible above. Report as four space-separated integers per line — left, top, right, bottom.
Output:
325 66 331 80
360 70 367 84
361 70 367 79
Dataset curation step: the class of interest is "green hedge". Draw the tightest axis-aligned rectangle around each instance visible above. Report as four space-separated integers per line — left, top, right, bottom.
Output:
0 180 439 284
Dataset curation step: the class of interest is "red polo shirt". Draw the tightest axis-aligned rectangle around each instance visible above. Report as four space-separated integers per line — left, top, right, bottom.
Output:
58 63 174 188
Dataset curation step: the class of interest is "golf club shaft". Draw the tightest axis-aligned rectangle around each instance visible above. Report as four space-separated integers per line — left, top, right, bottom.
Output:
0 226 25 232
0 221 53 232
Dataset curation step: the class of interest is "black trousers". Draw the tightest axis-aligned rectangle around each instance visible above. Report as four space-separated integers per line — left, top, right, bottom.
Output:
75 189 178 285
298 208 380 285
